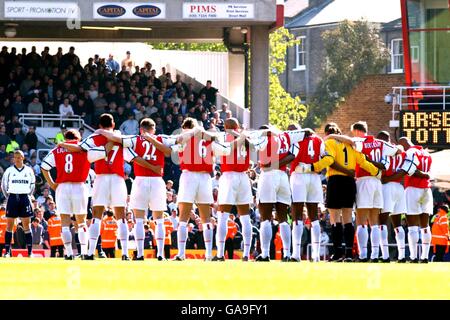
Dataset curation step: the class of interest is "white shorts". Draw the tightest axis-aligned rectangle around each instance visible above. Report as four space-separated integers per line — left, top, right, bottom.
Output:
290 172 323 204
356 176 383 209
130 176 167 211
218 172 252 205
257 170 291 205
92 174 127 207
405 187 433 215
382 182 406 215
178 171 213 204
55 182 88 215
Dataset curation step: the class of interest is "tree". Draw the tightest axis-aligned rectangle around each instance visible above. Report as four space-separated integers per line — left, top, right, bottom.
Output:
269 27 307 130
304 20 390 128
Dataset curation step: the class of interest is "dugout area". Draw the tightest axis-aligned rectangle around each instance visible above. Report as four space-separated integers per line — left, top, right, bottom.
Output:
1 259 449 299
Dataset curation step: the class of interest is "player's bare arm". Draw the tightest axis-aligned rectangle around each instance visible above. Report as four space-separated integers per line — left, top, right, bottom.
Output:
260 152 295 169
324 134 355 146
141 132 172 157
358 153 381 177
412 169 430 179
329 162 355 177
95 129 122 144
365 156 386 170
41 169 58 191
58 142 83 152
133 156 162 175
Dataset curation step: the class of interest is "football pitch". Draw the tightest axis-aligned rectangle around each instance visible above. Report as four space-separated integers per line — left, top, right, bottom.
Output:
0 259 449 300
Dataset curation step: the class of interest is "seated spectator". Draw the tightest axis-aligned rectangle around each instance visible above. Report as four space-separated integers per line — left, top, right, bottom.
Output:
119 113 139 135
21 144 30 160
0 124 11 147
11 126 25 147
0 152 13 170
29 155 40 176
24 126 38 152
44 199 57 221
0 144 7 160
163 114 176 134
11 95 25 116
166 180 176 194
59 98 74 117
36 187 50 207
93 92 108 118
6 115 22 137
27 96 43 114
201 111 212 130
219 103 232 121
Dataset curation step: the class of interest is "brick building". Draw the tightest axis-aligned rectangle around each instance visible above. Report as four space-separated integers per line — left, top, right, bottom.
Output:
317 74 405 140
282 0 403 102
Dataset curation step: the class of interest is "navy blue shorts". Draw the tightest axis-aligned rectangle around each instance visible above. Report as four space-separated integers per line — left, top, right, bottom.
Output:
6 194 33 218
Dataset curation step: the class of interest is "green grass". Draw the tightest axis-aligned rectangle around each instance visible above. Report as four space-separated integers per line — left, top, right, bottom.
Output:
0 258 449 300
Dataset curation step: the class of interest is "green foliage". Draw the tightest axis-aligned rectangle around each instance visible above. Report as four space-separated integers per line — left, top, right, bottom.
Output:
269 28 306 130
304 20 390 128
148 42 227 52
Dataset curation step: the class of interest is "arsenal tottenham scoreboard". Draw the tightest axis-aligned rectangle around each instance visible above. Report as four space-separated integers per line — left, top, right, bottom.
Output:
400 110 450 149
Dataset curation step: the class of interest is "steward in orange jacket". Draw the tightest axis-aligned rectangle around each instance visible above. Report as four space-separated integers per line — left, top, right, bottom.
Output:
47 213 64 257
431 205 449 261
101 213 118 258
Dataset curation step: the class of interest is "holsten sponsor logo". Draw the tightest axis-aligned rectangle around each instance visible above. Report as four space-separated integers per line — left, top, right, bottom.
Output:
132 5 161 18
97 5 126 18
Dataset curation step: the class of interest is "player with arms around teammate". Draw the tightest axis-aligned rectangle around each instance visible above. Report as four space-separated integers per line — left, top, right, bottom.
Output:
1 150 36 257
59 113 156 260
173 117 233 261
94 117 174 261
251 125 311 261
213 118 253 262
289 124 326 262
383 137 433 263
377 131 408 262
305 123 380 262
41 129 106 259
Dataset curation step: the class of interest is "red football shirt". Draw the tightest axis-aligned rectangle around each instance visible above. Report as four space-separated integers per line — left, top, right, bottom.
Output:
257 130 305 171
383 152 406 183
403 146 432 188
179 135 214 173
290 134 324 169
220 132 250 173
123 135 174 177
355 135 397 178
41 140 90 183
81 133 127 177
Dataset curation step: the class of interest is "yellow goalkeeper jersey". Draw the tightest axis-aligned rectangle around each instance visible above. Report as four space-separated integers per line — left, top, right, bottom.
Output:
312 139 379 177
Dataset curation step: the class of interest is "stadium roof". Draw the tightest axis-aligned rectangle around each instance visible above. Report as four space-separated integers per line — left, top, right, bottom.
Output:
286 0 402 28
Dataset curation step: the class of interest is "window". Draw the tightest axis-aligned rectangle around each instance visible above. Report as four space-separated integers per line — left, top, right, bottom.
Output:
391 39 404 73
293 36 306 71
411 45 419 63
